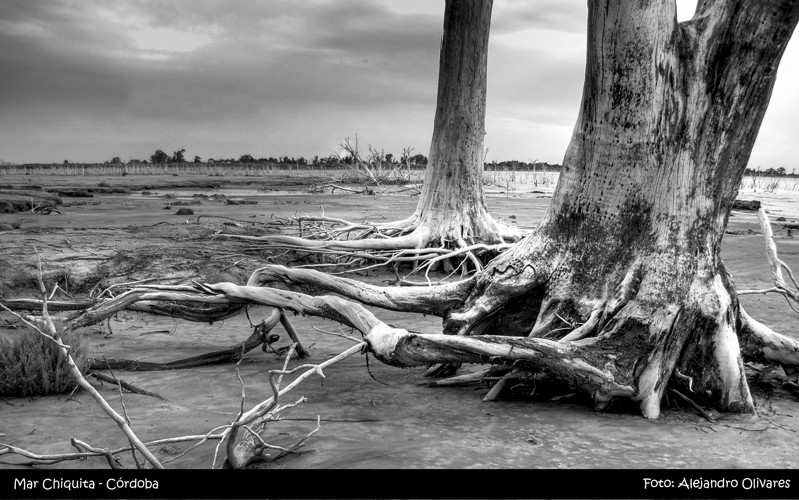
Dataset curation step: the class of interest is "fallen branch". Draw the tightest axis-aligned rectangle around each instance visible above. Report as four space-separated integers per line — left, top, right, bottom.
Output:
4 250 163 469
669 389 717 424
87 308 283 371
89 372 165 400
224 342 365 468
737 207 799 310
310 183 374 195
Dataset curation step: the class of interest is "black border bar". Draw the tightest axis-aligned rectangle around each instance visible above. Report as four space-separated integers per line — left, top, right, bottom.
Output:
2 468 798 499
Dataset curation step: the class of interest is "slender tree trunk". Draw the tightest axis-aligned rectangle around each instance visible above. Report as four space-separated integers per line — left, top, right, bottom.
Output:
435 0 799 417
411 0 510 245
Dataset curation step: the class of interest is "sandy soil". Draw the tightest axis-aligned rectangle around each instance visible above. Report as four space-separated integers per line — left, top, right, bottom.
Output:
0 174 797 469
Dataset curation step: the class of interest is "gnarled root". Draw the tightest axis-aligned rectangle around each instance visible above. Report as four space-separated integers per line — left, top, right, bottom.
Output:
364 324 635 403
444 231 559 336
435 234 765 417
247 264 475 317
738 308 799 366
62 283 385 338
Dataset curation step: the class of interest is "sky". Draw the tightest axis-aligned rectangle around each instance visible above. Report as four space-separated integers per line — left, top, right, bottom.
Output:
0 0 797 169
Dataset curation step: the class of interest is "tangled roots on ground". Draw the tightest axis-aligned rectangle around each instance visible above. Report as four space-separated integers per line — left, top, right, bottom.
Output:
220 210 523 275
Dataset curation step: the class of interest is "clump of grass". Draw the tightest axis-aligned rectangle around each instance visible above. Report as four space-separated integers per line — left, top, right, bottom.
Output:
0 321 87 397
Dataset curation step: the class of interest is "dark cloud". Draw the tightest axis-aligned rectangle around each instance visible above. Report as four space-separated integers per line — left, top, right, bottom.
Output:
0 0 444 163
0 0 795 168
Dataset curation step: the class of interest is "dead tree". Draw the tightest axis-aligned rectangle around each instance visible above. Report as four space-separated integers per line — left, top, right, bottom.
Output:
224 0 520 269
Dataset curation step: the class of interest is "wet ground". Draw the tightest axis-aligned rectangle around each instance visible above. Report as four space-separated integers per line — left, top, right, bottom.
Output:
0 174 797 469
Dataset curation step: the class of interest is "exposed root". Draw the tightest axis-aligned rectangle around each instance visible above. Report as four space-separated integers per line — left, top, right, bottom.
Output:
364 324 635 403
668 389 717 424
739 308 799 366
217 209 523 274
421 367 491 387
59 282 385 335
247 264 475 317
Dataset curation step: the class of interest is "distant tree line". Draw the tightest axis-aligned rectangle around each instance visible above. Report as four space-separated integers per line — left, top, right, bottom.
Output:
743 166 798 177
86 149 564 171
9 153 793 176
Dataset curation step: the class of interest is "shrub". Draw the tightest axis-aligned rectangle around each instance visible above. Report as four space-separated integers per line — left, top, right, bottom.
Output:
0 322 87 397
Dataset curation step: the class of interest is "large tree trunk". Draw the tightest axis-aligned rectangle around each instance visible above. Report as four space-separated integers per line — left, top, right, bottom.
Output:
424 0 799 417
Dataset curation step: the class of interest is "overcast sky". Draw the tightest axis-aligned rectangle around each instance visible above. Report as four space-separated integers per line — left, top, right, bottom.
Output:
1 0 797 168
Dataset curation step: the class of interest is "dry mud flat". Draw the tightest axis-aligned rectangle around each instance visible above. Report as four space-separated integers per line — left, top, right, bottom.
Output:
0 174 798 469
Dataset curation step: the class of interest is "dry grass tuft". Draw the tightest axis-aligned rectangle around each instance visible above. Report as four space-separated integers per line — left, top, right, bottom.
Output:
0 319 87 397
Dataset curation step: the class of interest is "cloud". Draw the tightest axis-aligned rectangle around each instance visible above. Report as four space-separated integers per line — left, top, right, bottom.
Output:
493 0 586 35
0 0 445 162
0 0 796 168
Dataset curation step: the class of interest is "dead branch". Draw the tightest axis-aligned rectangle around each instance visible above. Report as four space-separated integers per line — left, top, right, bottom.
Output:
669 389 717 424
10 250 164 469
225 343 363 468
87 308 283 371
88 372 165 400
737 207 799 310
310 183 374 195
1 433 226 467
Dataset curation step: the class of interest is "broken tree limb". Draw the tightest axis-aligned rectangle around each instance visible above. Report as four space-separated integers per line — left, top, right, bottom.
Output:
278 310 310 358
88 372 166 400
225 342 365 468
0 298 96 311
737 207 799 308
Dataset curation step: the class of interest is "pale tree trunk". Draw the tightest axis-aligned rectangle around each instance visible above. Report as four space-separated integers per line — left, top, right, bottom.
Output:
410 0 514 245
413 0 799 417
